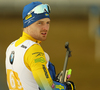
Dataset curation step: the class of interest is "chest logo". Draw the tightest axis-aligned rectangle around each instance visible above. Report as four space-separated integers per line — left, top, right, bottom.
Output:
9 51 15 64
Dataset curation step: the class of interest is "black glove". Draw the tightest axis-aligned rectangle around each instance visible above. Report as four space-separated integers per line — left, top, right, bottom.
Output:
64 81 76 90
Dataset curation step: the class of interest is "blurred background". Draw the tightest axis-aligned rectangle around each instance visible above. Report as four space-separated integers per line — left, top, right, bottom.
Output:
0 0 100 90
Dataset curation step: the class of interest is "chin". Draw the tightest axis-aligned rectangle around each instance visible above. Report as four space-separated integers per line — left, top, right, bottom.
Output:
41 38 47 41
41 39 46 41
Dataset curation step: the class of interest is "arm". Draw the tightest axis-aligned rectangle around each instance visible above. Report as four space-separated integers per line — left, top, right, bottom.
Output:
24 44 68 90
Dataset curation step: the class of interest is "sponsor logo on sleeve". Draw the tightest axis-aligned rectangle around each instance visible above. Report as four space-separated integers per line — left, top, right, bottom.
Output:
34 57 46 63
51 83 55 89
32 52 44 57
56 85 64 90
42 65 49 78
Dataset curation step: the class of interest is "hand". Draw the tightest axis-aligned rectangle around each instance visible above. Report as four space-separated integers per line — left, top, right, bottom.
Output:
55 69 72 82
65 81 76 90
59 70 69 82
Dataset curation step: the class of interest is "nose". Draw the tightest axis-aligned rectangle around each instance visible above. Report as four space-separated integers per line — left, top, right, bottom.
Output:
42 24 49 31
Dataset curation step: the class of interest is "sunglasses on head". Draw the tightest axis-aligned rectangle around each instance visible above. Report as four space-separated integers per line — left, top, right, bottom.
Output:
28 4 51 15
23 4 51 20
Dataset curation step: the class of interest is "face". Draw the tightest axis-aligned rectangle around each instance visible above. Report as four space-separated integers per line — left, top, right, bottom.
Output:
24 18 50 41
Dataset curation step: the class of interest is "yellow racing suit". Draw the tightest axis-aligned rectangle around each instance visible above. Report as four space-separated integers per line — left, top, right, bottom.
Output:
5 32 68 90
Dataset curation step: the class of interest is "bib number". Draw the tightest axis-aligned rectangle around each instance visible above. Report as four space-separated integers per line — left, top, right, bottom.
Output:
7 69 23 90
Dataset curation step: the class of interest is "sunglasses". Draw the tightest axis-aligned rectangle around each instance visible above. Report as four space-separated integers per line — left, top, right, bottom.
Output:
23 4 51 20
28 4 51 15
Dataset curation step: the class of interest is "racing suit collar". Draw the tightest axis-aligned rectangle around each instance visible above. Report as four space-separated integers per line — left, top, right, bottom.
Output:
23 32 41 44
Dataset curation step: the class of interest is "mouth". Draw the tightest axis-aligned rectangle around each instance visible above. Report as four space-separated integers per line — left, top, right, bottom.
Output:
41 32 47 36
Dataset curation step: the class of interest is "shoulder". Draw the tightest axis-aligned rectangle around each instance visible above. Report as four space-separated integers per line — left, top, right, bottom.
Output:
25 42 45 58
29 43 43 52
6 40 17 53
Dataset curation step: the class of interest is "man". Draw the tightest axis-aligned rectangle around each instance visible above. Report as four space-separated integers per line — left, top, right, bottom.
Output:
5 1 75 90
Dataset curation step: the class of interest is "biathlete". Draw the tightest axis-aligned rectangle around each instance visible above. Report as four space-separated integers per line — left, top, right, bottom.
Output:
5 1 75 90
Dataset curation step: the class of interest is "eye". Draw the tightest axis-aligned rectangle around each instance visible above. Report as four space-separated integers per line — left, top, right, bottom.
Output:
47 21 50 24
38 22 42 24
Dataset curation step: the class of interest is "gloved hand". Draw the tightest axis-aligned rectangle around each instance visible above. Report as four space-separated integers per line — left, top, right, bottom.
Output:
65 81 76 90
55 69 72 82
